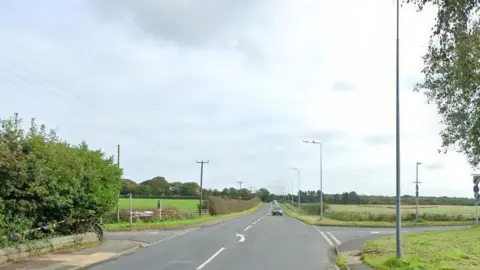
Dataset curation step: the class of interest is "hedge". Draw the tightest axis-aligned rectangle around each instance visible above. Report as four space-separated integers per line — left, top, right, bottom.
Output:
0 113 122 246
207 196 260 215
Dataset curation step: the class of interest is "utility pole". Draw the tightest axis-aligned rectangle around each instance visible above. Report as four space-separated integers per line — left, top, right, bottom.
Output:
395 0 402 259
116 144 120 223
303 140 324 219
249 186 254 198
196 160 209 216
413 162 422 223
237 181 244 199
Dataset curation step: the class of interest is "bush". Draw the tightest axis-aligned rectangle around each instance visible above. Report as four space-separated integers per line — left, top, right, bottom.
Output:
0 113 122 246
324 211 474 222
208 196 260 215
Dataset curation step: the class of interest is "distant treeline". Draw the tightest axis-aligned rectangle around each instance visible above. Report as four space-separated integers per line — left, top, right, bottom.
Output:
121 178 263 200
122 178 473 206
279 191 476 206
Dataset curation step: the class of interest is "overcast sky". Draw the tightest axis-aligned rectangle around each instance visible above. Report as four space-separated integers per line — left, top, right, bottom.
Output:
0 0 474 197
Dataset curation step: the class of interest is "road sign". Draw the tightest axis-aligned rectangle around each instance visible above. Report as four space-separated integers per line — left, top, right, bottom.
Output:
474 185 479 193
473 175 480 185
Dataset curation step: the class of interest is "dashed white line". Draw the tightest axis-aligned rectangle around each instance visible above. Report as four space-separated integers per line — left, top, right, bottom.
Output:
313 226 334 247
326 232 342 246
252 221 257 225
196 247 225 270
147 228 198 247
244 225 252 231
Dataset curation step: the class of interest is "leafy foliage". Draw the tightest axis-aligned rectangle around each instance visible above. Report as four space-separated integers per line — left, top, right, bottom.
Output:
0 113 122 245
404 0 480 166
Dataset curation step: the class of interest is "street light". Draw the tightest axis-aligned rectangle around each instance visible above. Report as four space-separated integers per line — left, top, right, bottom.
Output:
395 0 402 258
290 167 300 207
286 178 293 204
303 140 324 219
414 162 422 223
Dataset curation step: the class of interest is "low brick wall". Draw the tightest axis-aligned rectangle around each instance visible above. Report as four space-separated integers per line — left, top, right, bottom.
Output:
0 233 99 264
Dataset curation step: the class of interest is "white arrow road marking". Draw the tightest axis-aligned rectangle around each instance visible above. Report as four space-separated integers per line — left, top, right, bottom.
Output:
236 233 246 243
196 247 225 270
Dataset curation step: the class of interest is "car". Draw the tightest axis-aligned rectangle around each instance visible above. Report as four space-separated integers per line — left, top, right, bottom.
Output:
272 207 283 216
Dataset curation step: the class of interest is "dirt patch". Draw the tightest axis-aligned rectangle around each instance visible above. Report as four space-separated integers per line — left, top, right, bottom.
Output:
340 250 363 265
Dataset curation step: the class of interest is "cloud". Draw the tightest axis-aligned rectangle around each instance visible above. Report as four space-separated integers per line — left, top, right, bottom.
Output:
0 0 473 197
332 81 356 92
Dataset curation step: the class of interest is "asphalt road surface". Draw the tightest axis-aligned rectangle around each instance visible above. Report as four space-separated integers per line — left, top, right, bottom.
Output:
90 203 468 270
90 203 340 270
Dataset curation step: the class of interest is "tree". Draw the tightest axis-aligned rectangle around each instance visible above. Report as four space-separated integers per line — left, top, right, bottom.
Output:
405 0 480 166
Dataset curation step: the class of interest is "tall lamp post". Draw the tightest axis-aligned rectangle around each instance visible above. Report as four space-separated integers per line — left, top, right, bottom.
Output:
303 140 324 218
290 167 300 207
395 0 402 259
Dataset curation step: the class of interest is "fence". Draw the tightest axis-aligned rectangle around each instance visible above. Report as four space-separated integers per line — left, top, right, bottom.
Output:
106 194 210 225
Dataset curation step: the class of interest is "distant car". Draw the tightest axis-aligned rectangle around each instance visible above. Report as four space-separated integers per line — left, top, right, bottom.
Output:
272 207 283 216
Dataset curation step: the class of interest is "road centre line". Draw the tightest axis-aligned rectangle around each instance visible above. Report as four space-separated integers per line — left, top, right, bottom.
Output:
313 226 334 247
147 228 198 247
196 247 225 270
252 221 257 224
244 225 252 231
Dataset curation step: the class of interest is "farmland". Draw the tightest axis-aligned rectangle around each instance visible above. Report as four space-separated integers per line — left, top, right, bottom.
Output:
328 204 477 216
117 198 199 211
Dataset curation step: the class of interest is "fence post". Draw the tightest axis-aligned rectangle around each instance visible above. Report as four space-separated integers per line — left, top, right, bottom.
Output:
129 193 132 228
157 199 162 220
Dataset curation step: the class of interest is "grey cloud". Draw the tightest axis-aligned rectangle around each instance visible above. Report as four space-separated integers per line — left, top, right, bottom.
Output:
89 0 261 46
332 81 355 92
364 134 393 146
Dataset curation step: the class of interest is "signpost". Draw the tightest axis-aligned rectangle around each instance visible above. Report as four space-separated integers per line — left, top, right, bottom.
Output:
473 175 480 225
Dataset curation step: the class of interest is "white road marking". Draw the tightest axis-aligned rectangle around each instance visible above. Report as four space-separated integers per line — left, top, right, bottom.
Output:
236 233 246 243
244 225 252 231
313 226 334 247
326 232 342 246
196 247 225 270
291 217 306 226
252 221 257 225
370 231 379 234
147 228 198 247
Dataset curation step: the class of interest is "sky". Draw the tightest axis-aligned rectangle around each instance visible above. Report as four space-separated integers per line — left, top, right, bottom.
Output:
0 0 475 197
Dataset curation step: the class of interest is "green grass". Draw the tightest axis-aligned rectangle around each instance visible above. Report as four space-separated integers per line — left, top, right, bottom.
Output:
336 255 348 270
117 198 198 210
329 204 477 215
106 203 262 231
361 226 480 269
282 204 473 227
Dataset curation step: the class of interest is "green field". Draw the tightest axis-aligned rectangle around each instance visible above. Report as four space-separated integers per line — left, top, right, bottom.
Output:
328 204 477 216
117 198 198 210
362 226 480 269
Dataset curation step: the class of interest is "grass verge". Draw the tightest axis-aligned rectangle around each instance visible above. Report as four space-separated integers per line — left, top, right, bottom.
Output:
361 226 480 269
281 204 473 227
336 255 348 270
105 203 263 231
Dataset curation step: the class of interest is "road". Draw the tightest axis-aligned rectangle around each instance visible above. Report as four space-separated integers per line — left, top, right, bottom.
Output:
90 203 340 270
90 203 469 270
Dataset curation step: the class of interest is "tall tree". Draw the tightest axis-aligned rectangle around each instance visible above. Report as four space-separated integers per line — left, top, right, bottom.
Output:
405 0 480 166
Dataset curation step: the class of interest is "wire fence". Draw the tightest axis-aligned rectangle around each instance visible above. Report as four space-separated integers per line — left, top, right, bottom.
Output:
105 195 210 225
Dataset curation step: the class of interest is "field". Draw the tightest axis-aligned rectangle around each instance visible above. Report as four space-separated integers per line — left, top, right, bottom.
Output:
117 198 199 211
362 226 480 269
328 204 477 216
